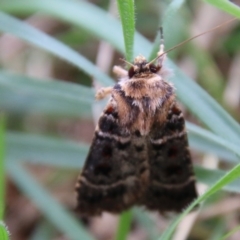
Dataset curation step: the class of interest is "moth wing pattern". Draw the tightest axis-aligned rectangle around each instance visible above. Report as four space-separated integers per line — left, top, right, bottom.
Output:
140 102 198 212
75 34 199 215
75 97 149 215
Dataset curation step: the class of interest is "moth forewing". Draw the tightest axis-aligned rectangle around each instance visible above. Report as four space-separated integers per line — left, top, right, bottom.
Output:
75 38 198 216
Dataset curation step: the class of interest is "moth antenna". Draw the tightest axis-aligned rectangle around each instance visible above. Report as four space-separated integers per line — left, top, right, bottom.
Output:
146 27 165 67
147 17 237 66
159 26 164 55
119 58 135 67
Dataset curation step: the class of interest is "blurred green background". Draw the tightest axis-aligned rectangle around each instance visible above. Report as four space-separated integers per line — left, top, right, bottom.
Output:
0 0 240 239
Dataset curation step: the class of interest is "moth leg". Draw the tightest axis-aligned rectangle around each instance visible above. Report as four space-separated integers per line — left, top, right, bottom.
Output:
95 87 113 100
113 65 128 78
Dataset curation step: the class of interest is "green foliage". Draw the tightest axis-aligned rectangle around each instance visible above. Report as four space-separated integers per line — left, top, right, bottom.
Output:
0 115 5 220
0 115 9 240
0 222 9 240
205 0 240 16
115 210 133 240
0 0 240 239
159 163 240 239
117 0 135 62
7 161 94 240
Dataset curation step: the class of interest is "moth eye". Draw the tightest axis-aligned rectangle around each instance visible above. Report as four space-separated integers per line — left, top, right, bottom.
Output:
172 105 181 115
128 67 135 78
105 106 114 114
149 64 160 73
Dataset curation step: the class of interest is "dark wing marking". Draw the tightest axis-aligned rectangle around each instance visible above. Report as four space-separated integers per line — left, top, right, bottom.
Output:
75 101 149 216
140 102 198 212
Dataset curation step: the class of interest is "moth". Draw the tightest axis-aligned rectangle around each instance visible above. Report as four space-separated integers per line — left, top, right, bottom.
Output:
75 34 198 216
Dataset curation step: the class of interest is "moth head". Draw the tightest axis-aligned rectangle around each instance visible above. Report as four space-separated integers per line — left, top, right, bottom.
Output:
128 55 161 78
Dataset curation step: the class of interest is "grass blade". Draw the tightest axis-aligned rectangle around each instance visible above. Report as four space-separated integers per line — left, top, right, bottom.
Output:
195 166 240 193
6 132 88 168
117 0 135 62
168 59 240 143
0 12 113 86
0 71 94 117
115 1 135 237
187 122 240 162
159 163 240 240
0 0 150 57
205 0 240 17
0 114 6 219
7 161 94 240
30 221 56 240
220 225 240 240
115 210 133 240
0 115 9 240
149 0 186 60
133 209 159 240
0 222 9 240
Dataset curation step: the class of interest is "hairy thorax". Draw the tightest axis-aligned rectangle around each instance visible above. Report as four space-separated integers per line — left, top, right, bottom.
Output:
112 73 175 135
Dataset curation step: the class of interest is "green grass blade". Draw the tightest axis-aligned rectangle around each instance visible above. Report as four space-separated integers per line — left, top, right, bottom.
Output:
117 0 135 62
7 161 94 240
6 132 88 168
220 225 240 240
189 131 238 163
149 0 186 60
0 115 9 240
0 0 150 57
30 221 56 240
187 122 240 162
159 163 240 240
0 114 6 219
0 71 94 117
195 166 240 193
133 209 159 240
115 210 133 240
168 59 240 143
209 220 226 240
0 0 126 52
115 1 135 237
187 44 225 102
205 0 240 17
0 12 113 86
0 222 9 240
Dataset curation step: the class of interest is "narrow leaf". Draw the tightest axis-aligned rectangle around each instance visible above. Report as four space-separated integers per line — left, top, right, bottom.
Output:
115 210 133 240
220 225 240 240
0 222 9 240
159 163 240 240
7 161 94 240
117 0 135 62
0 71 94 117
0 12 113 86
6 132 88 168
205 0 240 17
0 114 6 219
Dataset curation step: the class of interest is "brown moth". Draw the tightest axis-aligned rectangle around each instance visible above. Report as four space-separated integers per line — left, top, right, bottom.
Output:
75 34 198 216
